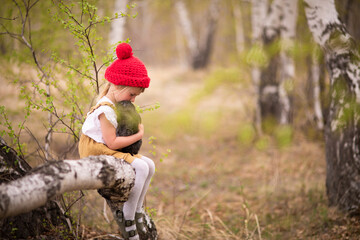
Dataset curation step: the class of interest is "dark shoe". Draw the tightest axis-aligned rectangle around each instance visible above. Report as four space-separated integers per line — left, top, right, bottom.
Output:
115 210 138 240
135 212 147 234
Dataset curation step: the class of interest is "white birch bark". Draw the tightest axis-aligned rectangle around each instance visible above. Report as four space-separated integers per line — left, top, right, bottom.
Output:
278 0 298 124
304 0 342 46
251 0 268 134
108 0 129 46
0 155 135 219
200 0 219 49
311 49 324 130
260 0 283 123
251 0 268 43
304 0 360 211
176 23 188 69
175 0 219 69
304 0 360 128
263 0 280 38
175 0 198 56
232 0 245 54
258 0 297 125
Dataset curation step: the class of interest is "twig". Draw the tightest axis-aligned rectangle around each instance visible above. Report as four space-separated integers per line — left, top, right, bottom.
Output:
25 127 46 161
214 215 237 238
0 16 18 20
64 190 85 214
54 199 74 235
88 234 122 240
255 214 262 240
177 189 211 239
15 119 27 159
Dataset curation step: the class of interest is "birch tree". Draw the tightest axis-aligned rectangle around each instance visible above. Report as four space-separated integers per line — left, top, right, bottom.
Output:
258 0 298 127
306 46 325 130
175 0 219 69
108 0 129 46
304 0 360 212
336 0 360 41
232 0 245 54
277 1 297 125
0 137 157 239
0 155 135 219
250 0 268 134
0 137 70 239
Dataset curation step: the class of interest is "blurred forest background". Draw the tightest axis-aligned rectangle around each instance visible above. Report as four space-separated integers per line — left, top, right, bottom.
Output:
1 0 360 239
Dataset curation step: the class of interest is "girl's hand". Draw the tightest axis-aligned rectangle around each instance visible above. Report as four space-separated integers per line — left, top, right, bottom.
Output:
138 123 144 138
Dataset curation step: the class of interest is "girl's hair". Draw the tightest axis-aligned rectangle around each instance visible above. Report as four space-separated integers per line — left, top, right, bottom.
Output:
98 82 112 100
97 82 145 101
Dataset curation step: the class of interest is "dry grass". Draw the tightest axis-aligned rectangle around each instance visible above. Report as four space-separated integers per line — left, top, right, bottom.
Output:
1 66 360 239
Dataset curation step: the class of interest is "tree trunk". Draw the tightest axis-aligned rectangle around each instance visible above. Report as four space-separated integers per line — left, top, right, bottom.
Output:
0 137 158 239
259 0 297 127
304 0 360 213
0 137 70 239
278 0 297 124
251 0 268 134
175 0 219 69
108 0 129 46
259 0 281 127
232 0 245 54
0 155 135 219
336 0 360 42
306 47 326 130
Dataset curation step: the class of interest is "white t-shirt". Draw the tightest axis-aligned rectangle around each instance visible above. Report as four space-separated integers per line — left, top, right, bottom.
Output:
81 96 118 144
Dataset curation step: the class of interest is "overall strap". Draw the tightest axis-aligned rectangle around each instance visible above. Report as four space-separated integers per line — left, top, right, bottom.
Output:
87 102 115 116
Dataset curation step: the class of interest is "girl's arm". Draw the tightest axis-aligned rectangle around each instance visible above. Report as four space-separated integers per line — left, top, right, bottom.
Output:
99 113 144 150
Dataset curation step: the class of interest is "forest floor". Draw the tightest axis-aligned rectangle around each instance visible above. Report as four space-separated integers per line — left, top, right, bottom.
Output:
2 66 360 239
80 67 360 239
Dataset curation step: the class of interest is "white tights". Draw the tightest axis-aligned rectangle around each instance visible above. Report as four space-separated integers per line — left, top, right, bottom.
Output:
123 156 155 221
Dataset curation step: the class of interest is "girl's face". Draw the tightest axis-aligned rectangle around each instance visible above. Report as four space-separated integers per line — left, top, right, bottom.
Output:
112 86 143 103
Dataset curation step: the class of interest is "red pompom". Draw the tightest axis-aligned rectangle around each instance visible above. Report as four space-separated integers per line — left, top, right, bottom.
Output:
116 43 133 59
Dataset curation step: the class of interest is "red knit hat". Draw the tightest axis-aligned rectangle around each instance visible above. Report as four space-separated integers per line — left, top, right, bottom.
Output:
105 43 150 88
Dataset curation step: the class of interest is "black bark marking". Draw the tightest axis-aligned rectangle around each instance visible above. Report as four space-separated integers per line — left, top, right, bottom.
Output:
97 158 135 203
31 160 71 175
97 160 116 187
0 137 71 239
322 22 347 38
97 177 133 203
29 161 72 199
0 192 10 215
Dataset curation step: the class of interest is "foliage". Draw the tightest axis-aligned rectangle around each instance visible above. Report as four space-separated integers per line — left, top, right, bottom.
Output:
50 0 132 94
0 0 134 160
1 0 359 238
0 0 136 237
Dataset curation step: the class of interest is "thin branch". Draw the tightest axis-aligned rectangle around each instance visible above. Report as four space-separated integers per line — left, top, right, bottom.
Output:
58 0 82 27
64 191 85 214
98 57 115 71
61 62 96 82
28 0 40 10
0 16 18 21
80 0 84 23
12 0 23 26
25 127 46 161
15 119 27 159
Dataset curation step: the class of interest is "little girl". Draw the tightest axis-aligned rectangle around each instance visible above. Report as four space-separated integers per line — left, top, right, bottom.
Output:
78 43 155 240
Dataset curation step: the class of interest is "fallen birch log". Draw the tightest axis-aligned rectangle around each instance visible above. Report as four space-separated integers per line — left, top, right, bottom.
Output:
0 155 135 219
0 137 158 239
